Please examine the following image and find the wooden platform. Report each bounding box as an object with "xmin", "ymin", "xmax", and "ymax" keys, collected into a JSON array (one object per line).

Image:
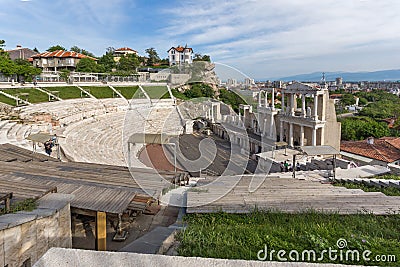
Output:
[
  {"xmin": 0, "ymin": 143, "xmax": 59, "ymax": 162},
  {"xmin": 187, "ymin": 175, "xmax": 400, "ymax": 215},
  {"xmin": 0, "ymin": 144, "xmax": 177, "ymax": 215}
]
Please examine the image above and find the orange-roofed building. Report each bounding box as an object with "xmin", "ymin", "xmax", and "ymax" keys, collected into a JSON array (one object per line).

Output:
[
  {"xmin": 31, "ymin": 50, "xmax": 97, "ymax": 71},
  {"xmin": 341, "ymin": 137, "xmax": 400, "ymax": 166}
]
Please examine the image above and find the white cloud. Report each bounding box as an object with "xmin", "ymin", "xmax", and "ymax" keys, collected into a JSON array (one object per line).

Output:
[{"xmin": 161, "ymin": 0, "xmax": 400, "ymax": 78}]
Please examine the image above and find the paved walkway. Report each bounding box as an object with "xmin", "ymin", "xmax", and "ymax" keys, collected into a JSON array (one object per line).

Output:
[{"xmin": 187, "ymin": 176, "xmax": 400, "ymax": 214}]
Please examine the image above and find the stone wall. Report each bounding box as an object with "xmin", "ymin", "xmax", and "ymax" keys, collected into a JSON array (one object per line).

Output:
[{"xmin": 0, "ymin": 193, "xmax": 72, "ymax": 267}]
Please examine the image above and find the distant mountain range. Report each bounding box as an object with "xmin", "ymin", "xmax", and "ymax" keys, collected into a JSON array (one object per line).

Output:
[{"xmin": 275, "ymin": 69, "xmax": 400, "ymax": 82}]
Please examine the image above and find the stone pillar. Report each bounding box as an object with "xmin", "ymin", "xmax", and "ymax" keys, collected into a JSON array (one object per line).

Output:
[
  {"xmin": 290, "ymin": 93, "xmax": 295, "ymax": 116},
  {"xmin": 300, "ymin": 125, "xmax": 305, "ymax": 146},
  {"xmin": 281, "ymin": 91, "xmax": 285, "ymax": 113},
  {"xmin": 280, "ymin": 121, "xmax": 284, "ymax": 142},
  {"xmin": 321, "ymin": 92, "xmax": 326, "ymax": 121},
  {"xmin": 301, "ymin": 94, "xmax": 306, "ymax": 118},
  {"xmin": 258, "ymin": 91, "xmax": 262, "ymax": 107},
  {"xmin": 320, "ymin": 127, "xmax": 325, "ymax": 145},
  {"xmin": 264, "ymin": 91, "xmax": 268, "ymax": 107},
  {"xmin": 313, "ymin": 94, "xmax": 318, "ymax": 120},
  {"xmin": 312, "ymin": 128, "xmax": 317, "ymax": 146},
  {"xmin": 269, "ymin": 114, "xmax": 274, "ymax": 138},
  {"xmin": 271, "ymin": 88, "xmax": 275, "ymax": 110},
  {"xmin": 211, "ymin": 105, "xmax": 214, "ymax": 123},
  {"xmin": 289, "ymin": 123, "xmax": 294, "ymax": 147}
]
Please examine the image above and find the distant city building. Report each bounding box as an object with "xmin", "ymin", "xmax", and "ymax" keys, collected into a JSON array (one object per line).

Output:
[
  {"xmin": 32, "ymin": 50, "xmax": 97, "ymax": 71},
  {"xmin": 336, "ymin": 77, "xmax": 343, "ymax": 86},
  {"xmin": 6, "ymin": 45, "xmax": 37, "ymax": 61},
  {"xmin": 168, "ymin": 45, "xmax": 193, "ymax": 66},
  {"xmin": 113, "ymin": 47, "xmax": 138, "ymax": 62},
  {"xmin": 226, "ymin": 78, "xmax": 237, "ymax": 89},
  {"xmin": 244, "ymin": 77, "xmax": 255, "ymax": 89}
]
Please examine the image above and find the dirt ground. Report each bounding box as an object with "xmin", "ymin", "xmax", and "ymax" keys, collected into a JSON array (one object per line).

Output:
[
  {"xmin": 72, "ymin": 204, "xmax": 179, "ymax": 251},
  {"xmin": 139, "ymin": 143, "xmax": 182, "ymax": 172}
]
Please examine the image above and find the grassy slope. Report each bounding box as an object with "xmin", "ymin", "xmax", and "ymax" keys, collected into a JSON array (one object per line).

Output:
[
  {"xmin": 114, "ymin": 86, "xmax": 139, "ymax": 99},
  {"xmin": 138, "ymin": 86, "xmax": 169, "ymax": 99},
  {"xmin": 2, "ymin": 88, "xmax": 48, "ymax": 104},
  {"xmin": 179, "ymin": 212, "xmax": 400, "ymax": 266},
  {"xmin": 82, "ymin": 86, "xmax": 114, "ymax": 99},
  {"xmin": 0, "ymin": 93, "xmax": 16, "ymax": 106},
  {"xmin": 49, "ymin": 86, "xmax": 82, "ymax": 99}
]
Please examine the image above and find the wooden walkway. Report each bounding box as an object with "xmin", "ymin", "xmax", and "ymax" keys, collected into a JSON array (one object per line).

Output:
[
  {"xmin": 187, "ymin": 176, "xmax": 400, "ymax": 215},
  {"xmin": 0, "ymin": 144, "xmax": 177, "ymax": 215},
  {"xmin": 0, "ymin": 143, "xmax": 59, "ymax": 162}
]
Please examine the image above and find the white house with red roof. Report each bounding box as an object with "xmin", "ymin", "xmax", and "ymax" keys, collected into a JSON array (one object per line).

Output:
[
  {"xmin": 31, "ymin": 50, "xmax": 97, "ymax": 71},
  {"xmin": 168, "ymin": 45, "xmax": 193, "ymax": 66}
]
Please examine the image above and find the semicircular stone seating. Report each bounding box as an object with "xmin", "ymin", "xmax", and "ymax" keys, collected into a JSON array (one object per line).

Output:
[
  {"xmin": 1, "ymin": 98, "xmax": 185, "ymax": 167},
  {"xmin": 59, "ymin": 99, "xmax": 184, "ymax": 167}
]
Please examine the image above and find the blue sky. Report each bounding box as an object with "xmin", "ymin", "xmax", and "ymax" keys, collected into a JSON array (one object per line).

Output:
[{"xmin": 1, "ymin": 0, "xmax": 400, "ymax": 79}]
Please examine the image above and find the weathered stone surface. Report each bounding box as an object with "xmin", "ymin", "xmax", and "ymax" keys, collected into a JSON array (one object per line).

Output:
[
  {"xmin": 0, "ymin": 193, "xmax": 72, "ymax": 267},
  {"xmin": 0, "ymin": 230, "xmax": 4, "ymax": 267},
  {"xmin": 35, "ymin": 248, "xmax": 368, "ymax": 267}
]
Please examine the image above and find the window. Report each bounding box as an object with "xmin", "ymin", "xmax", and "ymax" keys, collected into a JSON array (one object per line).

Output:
[{"xmin": 172, "ymin": 55, "xmax": 175, "ymax": 61}]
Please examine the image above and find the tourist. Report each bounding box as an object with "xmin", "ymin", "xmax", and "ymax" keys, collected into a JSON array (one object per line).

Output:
[
  {"xmin": 296, "ymin": 162, "xmax": 301, "ymax": 171},
  {"xmin": 284, "ymin": 161, "xmax": 289, "ymax": 172},
  {"xmin": 44, "ymin": 140, "xmax": 52, "ymax": 156},
  {"xmin": 280, "ymin": 162, "xmax": 284, "ymax": 172}
]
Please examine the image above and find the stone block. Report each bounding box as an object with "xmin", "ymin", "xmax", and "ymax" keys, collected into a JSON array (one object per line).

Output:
[{"xmin": 3, "ymin": 225, "xmax": 21, "ymax": 267}]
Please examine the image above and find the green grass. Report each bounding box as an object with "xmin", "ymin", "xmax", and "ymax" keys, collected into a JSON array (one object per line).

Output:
[
  {"xmin": 372, "ymin": 174, "xmax": 400, "ymax": 180},
  {"xmin": 136, "ymin": 86, "xmax": 169, "ymax": 99},
  {"xmin": 178, "ymin": 211, "xmax": 400, "ymax": 266},
  {"xmin": 82, "ymin": 86, "xmax": 114, "ymax": 99},
  {"xmin": 0, "ymin": 198, "xmax": 37, "ymax": 215},
  {"xmin": 0, "ymin": 92, "xmax": 16, "ymax": 106},
  {"xmin": 114, "ymin": 86, "xmax": 139, "ymax": 99},
  {"xmin": 334, "ymin": 181, "xmax": 400, "ymax": 196},
  {"xmin": 50, "ymin": 86, "xmax": 82, "ymax": 99},
  {"xmin": 2, "ymin": 88, "xmax": 48, "ymax": 104}
]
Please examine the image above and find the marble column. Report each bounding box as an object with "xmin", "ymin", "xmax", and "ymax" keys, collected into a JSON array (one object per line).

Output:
[
  {"xmin": 302, "ymin": 94, "xmax": 306, "ymax": 118},
  {"xmin": 314, "ymin": 94, "xmax": 318, "ymax": 121},
  {"xmin": 289, "ymin": 123, "xmax": 294, "ymax": 147},
  {"xmin": 312, "ymin": 128, "xmax": 317, "ymax": 146},
  {"xmin": 264, "ymin": 91, "xmax": 268, "ymax": 107},
  {"xmin": 271, "ymin": 88, "xmax": 275, "ymax": 110},
  {"xmin": 300, "ymin": 125, "xmax": 305, "ymax": 146}
]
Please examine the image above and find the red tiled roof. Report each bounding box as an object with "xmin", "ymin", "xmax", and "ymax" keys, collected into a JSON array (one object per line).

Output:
[
  {"xmin": 168, "ymin": 46, "xmax": 193, "ymax": 53},
  {"xmin": 115, "ymin": 47, "xmax": 137, "ymax": 53},
  {"xmin": 341, "ymin": 137, "xmax": 400, "ymax": 163},
  {"xmin": 31, "ymin": 50, "xmax": 97, "ymax": 60}
]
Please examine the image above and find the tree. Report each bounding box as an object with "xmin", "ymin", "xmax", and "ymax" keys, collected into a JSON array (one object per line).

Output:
[
  {"xmin": 13, "ymin": 58, "xmax": 41, "ymax": 82},
  {"xmin": 117, "ymin": 54, "xmax": 139, "ymax": 72},
  {"xmin": 106, "ymin": 47, "xmax": 115, "ymax": 55},
  {"xmin": 145, "ymin": 47, "xmax": 160, "ymax": 66},
  {"xmin": 340, "ymin": 117, "xmax": 390, "ymax": 141},
  {"xmin": 0, "ymin": 40, "xmax": 5, "ymax": 50},
  {"xmin": 193, "ymin": 53, "xmax": 211, "ymax": 62},
  {"xmin": 70, "ymin": 46, "xmax": 96, "ymax": 57},
  {"xmin": 33, "ymin": 47, "xmax": 39, "ymax": 53},
  {"xmin": 98, "ymin": 53, "xmax": 115, "ymax": 72},
  {"xmin": 47, "ymin": 45, "xmax": 66, "ymax": 52},
  {"xmin": 76, "ymin": 58, "xmax": 100, "ymax": 73}
]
